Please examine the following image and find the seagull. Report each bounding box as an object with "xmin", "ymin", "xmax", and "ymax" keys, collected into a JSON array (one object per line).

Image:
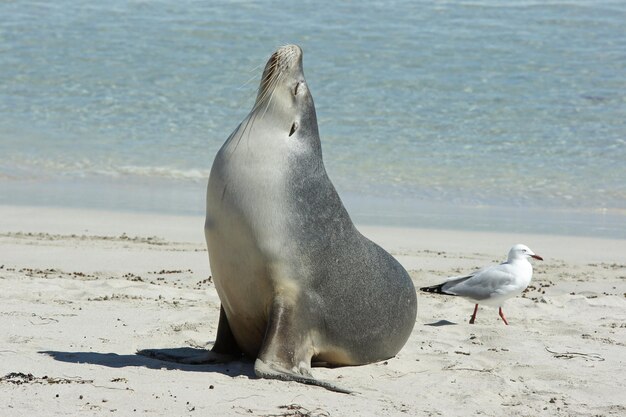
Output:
[{"xmin": 420, "ymin": 244, "xmax": 543, "ymax": 325}]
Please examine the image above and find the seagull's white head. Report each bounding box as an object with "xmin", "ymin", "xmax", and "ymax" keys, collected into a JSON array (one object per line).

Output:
[{"xmin": 508, "ymin": 244, "xmax": 543, "ymax": 262}]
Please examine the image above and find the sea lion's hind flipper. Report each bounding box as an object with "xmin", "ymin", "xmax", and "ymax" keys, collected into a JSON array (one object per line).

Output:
[
  {"xmin": 254, "ymin": 295, "xmax": 354, "ymax": 394},
  {"xmin": 254, "ymin": 358, "xmax": 354, "ymax": 394}
]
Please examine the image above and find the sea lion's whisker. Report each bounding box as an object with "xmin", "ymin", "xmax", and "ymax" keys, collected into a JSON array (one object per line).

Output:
[
  {"xmin": 239, "ymin": 73, "xmax": 263, "ymax": 90},
  {"xmin": 253, "ymin": 70, "xmax": 282, "ymax": 114},
  {"xmin": 248, "ymin": 62, "xmax": 264, "ymax": 73},
  {"xmin": 260, "ymin": 72, "xmax": 284, "ymax": 120},
  {"xmin": 229, "ymin": 110, "xmax": 256, "ymax": 157},
  {"xmin": 256, "ymin": 64, "xmax": 279, "ymax": 101},
  {"xmin": 258, "ymin": 62, "xmax": 281, "ymax": 91}
]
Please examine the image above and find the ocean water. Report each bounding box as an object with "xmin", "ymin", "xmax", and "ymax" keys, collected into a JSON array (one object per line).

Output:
[{"xmin": 1, "ymin": 1, "xmax": 625, "ymax": 238}]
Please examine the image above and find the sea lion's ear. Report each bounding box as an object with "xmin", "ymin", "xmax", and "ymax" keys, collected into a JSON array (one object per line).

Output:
[{"xmin": 289, "ymin": 122, "xmax": 298, "ymax": 137}]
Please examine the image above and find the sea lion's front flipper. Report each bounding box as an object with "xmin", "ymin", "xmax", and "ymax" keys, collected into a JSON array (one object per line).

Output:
[
  {"xmin": 136, "ymin": 347, "xmax": 236, "ymax": 364},
  {"xmin": 210, "ymin": 304, "xmax": 243, "ymax": 356},
  {"xmin": 254, "ymin": 296, "xmax": 354, "ymax": 394},
  {"xmin": 137, "ymin": 305, "xmax": 242, "ymax": 364}
]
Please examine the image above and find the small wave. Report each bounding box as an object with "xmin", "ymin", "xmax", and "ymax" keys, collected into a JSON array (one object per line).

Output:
[
  {"xmin": 1, "ymin": 157, "xmax": 210, "ymax": 182},
  {"xmin": 116, "ymin": 165, "xmax": 210, "ymax": 181}
]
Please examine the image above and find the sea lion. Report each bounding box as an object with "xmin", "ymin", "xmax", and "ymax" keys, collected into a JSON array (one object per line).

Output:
[{"xmin": 140, "ymin": 45, "xmax": 417, "ymax": 393}]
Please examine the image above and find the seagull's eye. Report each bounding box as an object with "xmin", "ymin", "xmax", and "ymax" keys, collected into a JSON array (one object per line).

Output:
[{"xmin": 522, "ymin": 249, "xmax": 527, "ymax": 252}]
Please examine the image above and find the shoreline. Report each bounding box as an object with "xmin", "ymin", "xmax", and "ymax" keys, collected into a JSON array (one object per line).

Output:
[
  {"xmin": 1, "ymin": 203, "xmax": 625, "ymax": 416},
  {"xmin": 1, "ymin": 204, "xmax": 625, "ymax": 262},
  {"xmin": 1, "ymin": 175, "xmax": 625, "ymax": 240}
]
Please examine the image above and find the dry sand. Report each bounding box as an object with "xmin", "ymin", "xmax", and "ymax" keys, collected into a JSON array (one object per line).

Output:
[{"xmin": 1, "ymin": 204, "xmax": 625, "ymax": 416}]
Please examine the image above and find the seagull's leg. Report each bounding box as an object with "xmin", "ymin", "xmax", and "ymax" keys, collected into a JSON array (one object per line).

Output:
[
  {"xmin": 498, "ymin": 307, "xmax": 509, "ymax": 325},
  {"xmin": 469, "ymin": 304, "xmax": 479, "ymax": 324}
]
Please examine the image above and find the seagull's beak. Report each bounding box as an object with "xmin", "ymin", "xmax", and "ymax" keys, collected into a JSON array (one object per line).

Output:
[{"xmin": 530, "ymin": 254, "xmax": 543, "ymax": 261}]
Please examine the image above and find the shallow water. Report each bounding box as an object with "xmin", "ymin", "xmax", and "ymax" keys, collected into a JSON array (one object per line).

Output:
[{"xmin": 1, "ymin": 1, "xmax": 625, "ymax": 238}]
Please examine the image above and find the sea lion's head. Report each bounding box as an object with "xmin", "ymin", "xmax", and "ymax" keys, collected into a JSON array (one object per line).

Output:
[{"xmin": 251, "ymin": 45, "xmax": 319, "ymax": 146}]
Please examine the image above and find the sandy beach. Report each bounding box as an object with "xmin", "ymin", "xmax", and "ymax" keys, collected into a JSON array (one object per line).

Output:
[{"xmin": 0, "ymin": 204, "xmax": 624, "ymax": 416}]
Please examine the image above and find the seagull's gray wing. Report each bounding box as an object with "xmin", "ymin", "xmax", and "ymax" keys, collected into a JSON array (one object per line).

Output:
[{"xmin": 442, "ymin": 263, "xmax": 516, "ymax": 301}]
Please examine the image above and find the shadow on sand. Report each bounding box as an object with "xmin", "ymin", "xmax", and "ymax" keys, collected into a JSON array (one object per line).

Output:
[
  {"xmin": 424, "ymin": 319, "xmax": 457, "ymax": 326},
  {"xmin": 39, "ymin": 347, "xmax": 255, "ymax": 378}
]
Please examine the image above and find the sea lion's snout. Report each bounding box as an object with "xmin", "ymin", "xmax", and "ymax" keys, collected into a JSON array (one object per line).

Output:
[
  {"xmin": 255, "ymin": 45, "xmax": 305, "ymax": 109},
  {"xmin": 263, "ymin": 45, "xmax": 302, "ymax": 78},
  {"xmin": 272, "ymin": 44, "xmax": 301, "ymax": 62}
]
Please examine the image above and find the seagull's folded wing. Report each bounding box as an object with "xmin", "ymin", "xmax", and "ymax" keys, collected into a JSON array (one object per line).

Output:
[{"xmin": 443, "ymin": 264, "xmax": 516, "ymax": 300}]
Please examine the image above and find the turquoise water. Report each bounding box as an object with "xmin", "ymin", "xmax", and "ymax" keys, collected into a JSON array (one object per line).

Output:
[{"xmin": 1, "ymin": 1, "xmax": 625, "ymax": 238}]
